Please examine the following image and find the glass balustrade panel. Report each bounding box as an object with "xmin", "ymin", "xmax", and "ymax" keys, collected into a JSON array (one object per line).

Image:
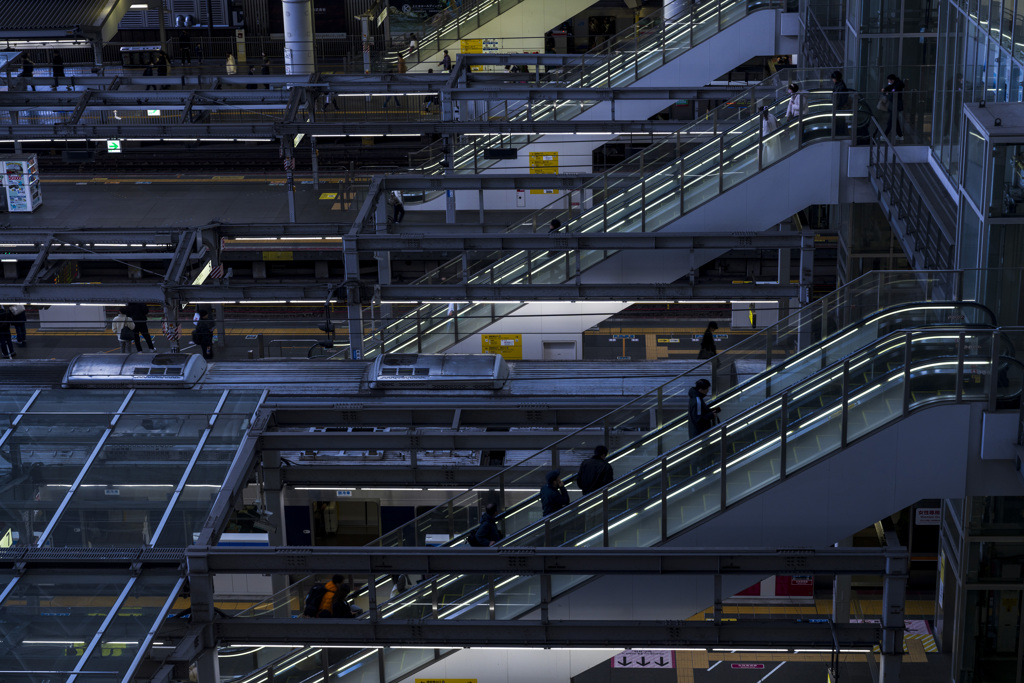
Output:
[{"xmin": 724, "ymin": 399, "xmax": 783, "ymax": 505}]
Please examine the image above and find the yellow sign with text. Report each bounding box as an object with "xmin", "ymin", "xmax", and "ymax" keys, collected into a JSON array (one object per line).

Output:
[
  {"xmin": 460, "ymin": 39, "xmax": 483, "ymax": 71},
  {"xmin": 482, "ymin": 334, "xmax": 522, "ymax": 360},
  {"xmin": 529, "ymin": 151, "xmax": 558, "ymax": 194}
]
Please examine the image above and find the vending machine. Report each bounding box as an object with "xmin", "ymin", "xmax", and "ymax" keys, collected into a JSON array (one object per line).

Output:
[{"xmin": 3, "ymin": 154, "xmax": 42, "ymax": 212}]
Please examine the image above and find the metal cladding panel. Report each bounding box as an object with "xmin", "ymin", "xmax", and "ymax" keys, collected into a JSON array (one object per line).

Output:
[
  {"xmin": 0, "ymin": 0, "xmax": 123, "ymax": 32},
  {"xmin": 62, "ymin": 352, "xmax": 208, "ymax": 387}
]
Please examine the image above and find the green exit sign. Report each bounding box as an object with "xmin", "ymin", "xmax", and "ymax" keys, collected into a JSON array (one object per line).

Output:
[{"xmin": 106, "ymin": 139, "xmax": 122, "ymax": 153}]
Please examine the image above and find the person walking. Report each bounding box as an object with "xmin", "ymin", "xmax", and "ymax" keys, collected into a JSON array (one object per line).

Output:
[
  {"xmin": 9, "ymin": 304, "xmax": 27, "ymax": 346},
  {"xmin": 698, "ymin": 321, "xmax": 718, "ymax": 359},
  {"xmin": 474, "ymin": 503, "xmax": 504, "ymax": 546},
  {"xmin": 831, "ymin": 70, "xmax": 850, "ymax": 135},
  {"xmin": 112, "ymin": 307, "xmax": 136, "ymax": 353},
  {"xmin": 882, "ymin": 73, "xmax": 905, "ymax": 140},
  {"xmin": 18, "ymin": 56, "xmax": 35, "ymax": 91},
  {"xmin": 180, "ymin": 33, "xmax": 193, "ymax": 65},
  {"xmin": 192, "ymin": 309, "xmax": 215, "ymax": 359},
  {"xmin": 439, "ymin": 49, "xmax": 452, "ymax": 72},
  {"xmin": 125, "ymin": 302, "xmax": 156, "ymax": 352},
  {"xmin": 687, "ymin": 378, "xmax": 720, "ymax": 439},
  {"xmin": 0, "ymin": 306, "xmax": 15, "ymax": 359},
  {"xmin": 577, "ymin": 445, "xmax": 614, "ymax": 496},
  {"xmin": 51, "ymin": 52, "xmax": 64, "ymax": 90},
  {"xmin": 540, "ymin": 470, "xmax": 570, "ymax": 515},
  {"xmin": 408, "ymin": 33, "xmax": 418, "ymax": 53}
]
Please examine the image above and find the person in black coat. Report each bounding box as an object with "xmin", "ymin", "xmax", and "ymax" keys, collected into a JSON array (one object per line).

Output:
[
  {"xmin": 0, "ymin": 306, "xmax": 15, "ymax": 358},
  {"xmin": 699, "ymin": 321, "xmax": 718, "ymax": 359},
  {"xmin": 475, "ymin": 503, "xmax": 504, "ymax": 546},
  {"xmin": 192, "ymin": 309, "xmax": 215, "ymax": 359},
  {"xmin": 540, "ymin": 470, "xmax": 570, "ymax": 515},
  {"xmin": 577, "ymin": 445, "xmax": 613, "ymax": 496},
  {"xmin": 687, "ymin": 379, "xmax": 720, "ymax": 439},
  {"xmin": 125, "ymin": 302, "xmax": 156, "ymax": 352},
  {"xmin": 882, "ymin": 73, "xmax": 905, "ymax": 139}
]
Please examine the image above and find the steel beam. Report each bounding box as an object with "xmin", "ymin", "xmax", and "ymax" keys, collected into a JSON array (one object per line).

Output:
[
  {"xmin": 259, "ymin": 427, "xmax": 606, "ymax": 451},
  {"xmin": 194, "ymin": 618, "xmax": 882, "ymax": 649},
  {"xmin": 194, "ymin": 546, "xmax": 901, "ymax": 576},
  {"xmin": 0, "ymin": 282, "xmax": 799, "ymax": 303}
]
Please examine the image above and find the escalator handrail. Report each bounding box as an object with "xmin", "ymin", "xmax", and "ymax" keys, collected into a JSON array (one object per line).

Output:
[{"xmin": 240, "ymin": 325, "xmax": 1016, "ymax": 683}]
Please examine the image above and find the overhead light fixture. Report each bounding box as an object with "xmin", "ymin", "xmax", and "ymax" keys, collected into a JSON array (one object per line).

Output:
[{"xmin": 130, "ymin": 3, "xmax": 150, "ymax": 8}]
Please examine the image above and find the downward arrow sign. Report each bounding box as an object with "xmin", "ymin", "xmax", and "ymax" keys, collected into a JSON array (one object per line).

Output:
[
  {"xmin": 656, "ymin": 657, "xmax": 669, "ymax": 666},
  {"xmin": 639, "ymin": 657, "xmax": 649, "ymax": 666},
  {"xmin": 617, "ymin": 657, "xmax": 629, "ymax": 666}
]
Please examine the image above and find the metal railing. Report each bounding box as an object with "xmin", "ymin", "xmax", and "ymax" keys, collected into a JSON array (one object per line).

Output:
[
  {"xmin": 868, "ymin": 120, "xmax": 956, "ymax": 270},
  {"xmin": 366, "ymin": 87, "xmax": 867, "ymax": 358},
  {"xmin": 231, "ymin": 324, "xmax": 1024, "ymax": 683}
]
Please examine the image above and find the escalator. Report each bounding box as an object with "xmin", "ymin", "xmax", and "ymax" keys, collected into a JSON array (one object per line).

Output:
[
  {"xmin": 230, "ymin": 293, "xmax": 1018, "ymax": 682},
  {"xmin": 367, "ymin": 84, "xmax": 861, "ymax": 359},
  {"xmin": 403, "ymin": 0, "xmax": 780, "ymax": 83},
  {"xmin": 408, "ymin": 0, "xmax": 786, "ymax": 193}
]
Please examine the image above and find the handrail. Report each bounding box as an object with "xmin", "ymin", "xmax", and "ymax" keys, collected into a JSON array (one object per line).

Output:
[
  {"xmin": 867, "ymin": 119, "xmax": 956, "ymax": 270},
  {"xmin": 234, "ymin": 294, "xmax": 982, "ymax": 620},
  {"xmin": 406, "ymin": 0, "xmax": 787, "ymax": 184},
  {"xmin": 232, "ymin": 324, "xmax": 1023, "ymax": 683},
  {"xmin": 365, "ymin": 88, "xmax": 870, "ymax": 358}
]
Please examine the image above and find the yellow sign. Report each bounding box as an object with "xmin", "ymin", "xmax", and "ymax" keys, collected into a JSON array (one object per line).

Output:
[
  {"xmin": 319, "ymin": 192, "xmax": 338, "ymax": 200},
  {"xmin": 262, "ymin": 251, "xmax": 294, "ymax": 261},
  {"xmin": 482, "ymin": 334, "xmax": 522, "ymax": 360},
  {"xmin": 529, "ymin": 151, "xmax": 558, "ymax": 194},
  {"xmin": 0, "ymin": 528, "xmax": 12, "ymax": 548},
  {"xmin": 460, "ymin": 39, "xmax": 483, "ymax": 71}
]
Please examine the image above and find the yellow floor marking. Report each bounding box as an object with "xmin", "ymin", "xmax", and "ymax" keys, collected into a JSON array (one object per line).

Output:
[
  {"xmin": 320, "ymin": 192, "xmax": 338, "ymax": 200},
  {"xmin": 905, "ymin": 637, "xmax": 927, "ymax": 663}
]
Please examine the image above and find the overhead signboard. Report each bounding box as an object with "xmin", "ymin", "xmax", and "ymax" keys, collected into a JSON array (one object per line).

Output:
[
  {"xmin": 529, "ymin": 151, "xmax": 558, "ymax": 194},
  {"xmin": 106, "ymin": 139, "xmax": 122, "ymax": 153},
  {"xmin": 611, "ymin": 650, "xmax": 675, "ymax": 668}
]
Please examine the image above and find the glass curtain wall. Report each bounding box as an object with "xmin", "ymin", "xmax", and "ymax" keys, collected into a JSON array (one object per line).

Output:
[{"xmin": 932, "ymin": 0, "xmax": 1024, "ymax": 176}]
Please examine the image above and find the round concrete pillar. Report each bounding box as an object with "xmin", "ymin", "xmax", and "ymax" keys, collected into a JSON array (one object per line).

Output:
[{"xmin": 282, "ymin": 0, "xmax": 315, "ymax": 75}]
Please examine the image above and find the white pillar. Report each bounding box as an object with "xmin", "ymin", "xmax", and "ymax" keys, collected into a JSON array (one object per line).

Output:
[{"xmin": 282, "ymin": 0, "xmax": 315, "ymax": 75}]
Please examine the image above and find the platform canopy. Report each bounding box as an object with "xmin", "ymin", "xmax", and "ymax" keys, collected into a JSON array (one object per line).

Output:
[{"xmin": 0, "ymin": 0, "xmax": 135, "ymax": 44}]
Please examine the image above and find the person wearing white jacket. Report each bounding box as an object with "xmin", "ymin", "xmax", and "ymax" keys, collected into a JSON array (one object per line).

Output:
[
  {"xmin": 785, "ymin": 82, "xmax": 807, "ymax": 119},
  {"xmin": 112, "ymin": 307, "xmax": 136, "ymax": 353}
]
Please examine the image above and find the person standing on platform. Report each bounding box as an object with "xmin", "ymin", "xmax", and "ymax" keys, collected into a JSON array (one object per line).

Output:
[
  {"xmin": 51, "ymin": 52, "xmax": 64, "ymax": 90},
  {"xmin": 9, "ymin": 304, "xmax": 27, "ymax": 346},
  {"xmin": 540, "ymin": 470, "xmax": 571, "ymax": 516},
  {"xmin": 225, "ymin": 52, "xmax": 237, "ymax": 76},
  {"xmin": 18, "ymin": 56, "xmax": 35, "ymax": 91},
  {"xmin": 112, "ymin": 307, "xmax": 136, "ymax": 353},
  {"xmin": 439, "ymin": 49, "xmax": 452, "ymax": 72},
  {"xmin": 687, "ymin": 378, "xmax": 720, "ymax": 439},
  {"xmin": 388, "ymin": 190, "xmax": 405, "ymax": 223},
  {"xmin": 698, "ymin": 321, "xmax": 718, "ymax": 359},
  {"xmin": 577, "ymin": 445, "xmax": 614, "ymax": 496},
  {"xmin": 0, "ymin": 306, "xmax": 16, "ymax": 359},
  {"xmin": 261, "ymin": 56, "xmax": 271, "ymax": 88},
  {"xmin": 125, "ymin": 302, "xmax": 156, "ymax": 352},
  {"xmin": 246, "ymin": 65, "xmax": 258, "ymax": 89},
  {"xmin": 192, "ymin": 309, "xmax": 215, "ymax": 360}
]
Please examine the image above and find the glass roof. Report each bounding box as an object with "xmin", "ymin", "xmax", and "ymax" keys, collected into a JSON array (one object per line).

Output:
[{"xmin": 0, "ymin": 388, "xmax": 264, "ymax": 681}]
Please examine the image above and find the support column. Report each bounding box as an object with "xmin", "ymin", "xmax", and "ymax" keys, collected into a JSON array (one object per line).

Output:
[
  {"xmin": 158, "ymin": 0, "xmax": 167, "ymax": 52},
  {"xmin": 879, "ymin": 539, "xmax": 908, "ymax": 683},
  {"xmin": 91, "ymin": 40, "xmax": 105, "ymax": 77},
  {"xmin": 283, "ymin": 136, "xmax": 296, "ymax": 223},
  {"xmin": 282, "ymin": 0, "xmax": 315, "ymax": 75},
  {"xmin": 375, "ymin": 194, "xmax": 393, "ymax": 323},
  {"xmin": 832, "ymin": 536, "xmax": 852, "ymax": 624}
]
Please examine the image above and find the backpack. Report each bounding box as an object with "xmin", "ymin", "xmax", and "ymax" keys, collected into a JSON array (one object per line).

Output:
[{"xmin": 303, "ymin": 583, "xmax": 328, "ymax": 617}]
